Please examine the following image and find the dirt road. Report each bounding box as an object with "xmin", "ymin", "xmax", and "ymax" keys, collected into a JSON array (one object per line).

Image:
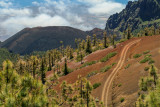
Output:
[{"xmin": 101, "ymin": 39, "xmax": 141, "ymax": 107}]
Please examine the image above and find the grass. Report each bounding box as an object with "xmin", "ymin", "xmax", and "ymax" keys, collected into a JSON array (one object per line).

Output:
[
  {"xmin": 125, "ymin": 64, "xmax": 131, "ymax": 69},
  {"xmin": 100, "ymin": 52, "xmax": 117, "ymax": 62},
  {"xmin": 133, "ymin": 54, "xmax": 142, "ymax": 58},
  {"xmin": 93, "ymin": 83, "xmax": 101, "ymax": 89},
  {"xmin": 100, "ymin": 65, "xmax": 112, "ymax": 72},
  {"xmin": 87, "ymin": 70, "xmax": 98, "ymax": 78},
  {"xmin": 80, "ymin": 61, "xmax": 97, "ymax": 68}
]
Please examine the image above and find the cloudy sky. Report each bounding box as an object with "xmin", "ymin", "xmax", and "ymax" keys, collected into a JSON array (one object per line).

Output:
[{"xmin": 0, "ymin": 0, "xmax": 131, "ymax": 41}]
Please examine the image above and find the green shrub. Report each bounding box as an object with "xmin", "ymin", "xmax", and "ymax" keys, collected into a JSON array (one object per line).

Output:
[
  {"xmin": 125, "ymin": 64, "xmax": 131, "ymax": 69},
  {"xmin": 133, "ymin": 54, "xmax": 142, "ymax": 58},
  {"xmin": 140, "ymin": 57, "xmax": 151, "ymax": 63},
  {"xmin": 100, "ymin": 52, "xmax": 117, "ymax": 62},
  {"xmin": 87, "ymin": 70, "xmax": 98, "ymax": 78},
  {"xmin": 118, "ymin": 83, "xmax": 122, "ymax": 87},
  {"xmin": 144, "ymin": 67, "xmax": 149, "ymax": 71},
  {"xmin": 120, "ymin": 98, "xmax": 125, "ymax": 103},
  {"xmin": 80, "ymin": 61, "xmax": 97, "ymax": 68},
  {"xmin": 76, "ymin": 54, "xmax": 85, "ymax": 62},
  {"xmin": 119, "ymin": 39, "xmax": 127, "ymax": 43},
  {"xmin": 93, "ymin": 83, "xmax": 101, "ymax": 89},
  {"xmin": 112, "ymin": 62, "xmax": 117, "ymax": 66},
  {"xmin": 143, "ymin": 50, "xmax": 150, "ymax": 54},
  {"xmin": 148, "ymin": 59, "xmax": 155, "ymax": 65},
  {"xmin": 100, "ymin": 65, "xmax": 112, "ymax": 72}
]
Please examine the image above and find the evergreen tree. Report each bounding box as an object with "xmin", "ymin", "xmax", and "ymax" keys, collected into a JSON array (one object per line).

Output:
[
  {"xmin": 85, "ymin": 36, "xmax": 92, "ymax": 54},
  {"xmin": 63, "ymin": 58, "xmax": 69, "ymax": 75},
  {"xmin": 93, "ymin": 34, "xmax": 97, "ymax": 46},
  {"xmin": 123, "ymin": 30, "xmax": 126, "ymax": 39},
  {"xmin": 75, "ymin": 39, "xmax": 78, "ymax": 49},
  {"xmin": 127, "ymin": 25, "xmax": 132, "ymax": 39},
  {"xmin": 41, "ymin": 58, "xmax": 46, "ymax": 84},
  {"xmin": 33, "ymin": 59, "xmax": 36, "ymax": 78},
  {"xmin": 150, "ymin": 65, "xmax": 158, "ymax": 86},
  {"xmin": 112, "ymin": 34, "xmax": 117, "ymax": 48},
  {"xmin": 48, "ymin": 52, "xmax": 52, "ymax": 71},
  {"xmin": 103, "ymin": 31, "xmax": 108, "ymax": 48}
]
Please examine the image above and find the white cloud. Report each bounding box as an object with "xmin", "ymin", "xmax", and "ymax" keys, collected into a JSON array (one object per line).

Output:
[
  {"xmin": 0, "ymin": 8, "xmax": 31, "ymax": 16},
  {"xmin": 0, "ymin": 0, "xmax": 12, "ymax": 8},
  {"xmin": 1, "ymin": 14, "xmax": 70, "ymax": 36},
  {"xmin": 88, "ymin": 1, "xmax": 124, "ymax": 15},
  {"xmin": 78, "ymin": 0, "xmax": 125, "ymax": 15},
  {"xmin": 0, "ymin": 0, "xmax": 125, "ymax": 41}
]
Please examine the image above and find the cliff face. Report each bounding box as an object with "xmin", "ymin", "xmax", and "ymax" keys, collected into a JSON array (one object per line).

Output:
[{"xmin": 105, "ymin": 0, "xmax": 160, "ymax": 32}]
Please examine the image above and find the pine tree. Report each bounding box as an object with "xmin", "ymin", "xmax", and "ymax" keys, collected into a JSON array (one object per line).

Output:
[
  {"xmin": 85, "ymin": 36, "xmax": 92, "ymax": 54},
  {"xmin": 41, "ymin": 58, "xmax": 46, "ymax": 84},
  {"xmin": 150, "ymin": 65, "xmax": 158, "ymax": 86},
  {"xmin": 63, "ymin": 58, "xmax": 69, "ymax": 75},
  {"xmin": 33, "ymin": 59, "xmax": 36, "ymax": 78},
  {"xmin": 112, "ymin": 34, "xmax": 117, "ymax": 48},
  {"xmin": 93, "ymin": 34, "xmax": 97, "ymax": 46},
  {"xmin": 3, "ymin": 60, "xmax": 13, "ymax": 83},
  {"xmin": 85, "ymin": 81, "xmax": 93, "ymax": 107},
  {"xmin": 123, "ymin": 30, "xmax": 126, "ymax": 39},
  {"xmin": 103, "ymin": 31, "xmax": 108, "ymax": 48},
  {"xmin": 127, "ymin": 25, "xmax": 132, "ymax": 39},
  {"xmin": 48, "ymin": 52, "xmax": 52, "ymax": 71},
  {"xmin": 75, "ymin": 39, "xmax": 78, "ymax": 49}
]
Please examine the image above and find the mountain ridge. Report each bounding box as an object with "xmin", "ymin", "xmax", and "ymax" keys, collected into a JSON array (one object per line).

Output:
[
  {"xmin": 1, "ymin": 26, "xmax": 104, "ymax": 55},
  {"xmin": 105, "ymin": 0, "xmax": 160, "ymax": 32}
]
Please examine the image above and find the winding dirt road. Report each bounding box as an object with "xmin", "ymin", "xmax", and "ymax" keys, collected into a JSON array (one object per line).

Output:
[{"xmin": 101, "ymin": 39, "xmax": 141, "ymax": 107}]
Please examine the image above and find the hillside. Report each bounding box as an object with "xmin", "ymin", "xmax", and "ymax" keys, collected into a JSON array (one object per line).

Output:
[
  {"xmin": 1, "ymin": 26, "xmax": 104, "ymax": 55},
  {"xmin": 1, "ymin": 26, "xmax": 88, "ymax": 55},
  {"xmin": 105, "ymin": 0, "xmax": 160, "ymax": 32},
  {"xmin": 47, "ymin": 35, "xmax": 160, "ymax": 107}
]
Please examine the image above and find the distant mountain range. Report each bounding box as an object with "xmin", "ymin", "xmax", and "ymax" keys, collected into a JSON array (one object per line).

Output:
[
  {"xmin": 105, "ymin": 0, "xmax": 160, "ymax": 32},
  {"xmin": 0, "ymin": 26, "xmax": 104, "ymax": 55}
]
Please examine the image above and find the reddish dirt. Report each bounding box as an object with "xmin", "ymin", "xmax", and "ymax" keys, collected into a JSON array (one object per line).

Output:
[
  {"xmin": 111, "ymin": 35, "xmax": 160, "ymax": 107},
  {"xmin": 46, "ymin": 36, "xmax": 160, "ymax": 107}
]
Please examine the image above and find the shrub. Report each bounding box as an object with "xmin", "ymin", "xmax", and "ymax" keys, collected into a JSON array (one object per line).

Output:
[
  {"xmin": 93, "ymin": 83, "xmax": 101, "ymax": 89},
  {"xmin": 100, "ymin": 65, "xmax": 112, "ymax": 72},
  {"xmin": 87, "ymin": 70, "xmax": 98, "ymax": 78},
  {"xmin": 148, "ymin": 59, "xmax": 155, "ymax": 65},
  {"xmin": 119, "ymin": 39, "xmax": 127, "ymax": 43},
  {"xmin": 140, "ymin": 57, "xmax": 151, "ymax": 63},
  {"xmin": 118, "ymin": 83, "xmax": 122, "ymax": 87},
  {"xmin": 100, "ymin": 52, "xmax": 117, "ymax": 62},
  {"xmin": 125, "ymin": 64, "xmax": 131, "ymax": 69},
  {"xmin": 112, "ymin": 62, "xmax": 117, "ymax": 66},
  {"xmin": 133, "ymin": 54, "xmax": 142, "ymax": 58},
  {"xmin": 143, "ymin": 50, "xmax": 150, "ymax": 54},
  {"xmin": 144, "ymin": 67, "xmax": 149, "ymax": 71},
  {"xmin": 80, "ymin": 61, "xmax": 97, "ymax": 68},
  {"xmin": 76, "ymin": 54, "xmax": 85, "ymax": 62},
  {"xmin": 120, "ymin": 98, "xmax": 125, "ymax": 103}
]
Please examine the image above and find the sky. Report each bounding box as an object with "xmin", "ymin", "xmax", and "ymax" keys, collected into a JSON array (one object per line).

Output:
[{"xmin": 0, "ymin": 0, "xmax": 132, "ymax": 41}]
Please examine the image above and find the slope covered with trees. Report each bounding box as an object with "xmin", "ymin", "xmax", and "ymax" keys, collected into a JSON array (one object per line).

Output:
[{"xmin": 105, "ymin": 0, "xmax": 160, "ymax": 33}]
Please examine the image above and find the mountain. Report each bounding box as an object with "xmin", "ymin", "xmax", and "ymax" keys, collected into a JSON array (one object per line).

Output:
[
  {"xmin": 86, "ymin": 28, "xmax": 105, "ymax": 38},
  {"xmin": 1, "ymin": 26, "xmax": 104, "ymax": 55},
  {"xmin": 105, "ymin": 0, "xmax": 160, "ymax": 32},
  {"xmin": 1, "ymin": 26, "xmax": 88, "ymax": 55}
]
